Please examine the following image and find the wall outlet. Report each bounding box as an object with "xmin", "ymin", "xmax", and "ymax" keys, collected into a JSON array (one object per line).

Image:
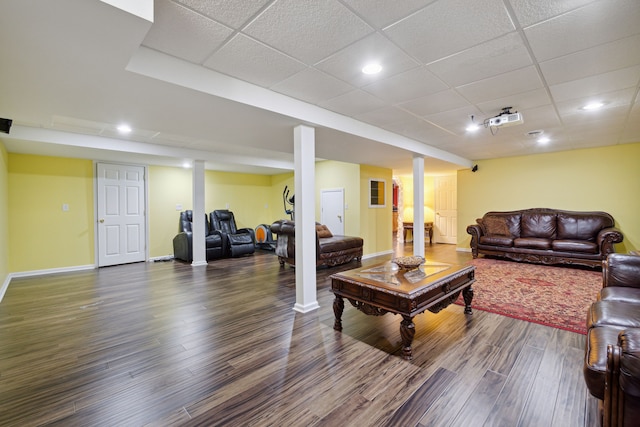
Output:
[
  {"xmin": 176, "ymin": 204, "xmax": 182, "ymax": 211},
  {"xmin": 62, "ymin": 203, "xmax": 69, "ymax": 212},
  {"xmin": 225, "ymin": 203, "xmax": 230, "ymax": 209}
]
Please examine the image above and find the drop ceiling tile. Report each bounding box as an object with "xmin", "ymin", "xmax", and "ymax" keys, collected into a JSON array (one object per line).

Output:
[
  {"xmin": 549, "ymin": 66, "xmax": 640, "ymax": 103},
  {"xmin": 476, "ymin": 88, "xmax": 552, "ymax": 117},
  {"xmin": 354, "ymin": 107, "xmax": 418, "ymax": 127},
  {"xmin": 427, "ymin": 32, "xmax": 533, "ymax": 87},
  {"xmin": 142, "ymin": 0, "xmax": 233, "ymax": 63},
  {"xmin": 524, "ymin": 0, "xmax": 640, "ymax": 62},
  {"xmin": 270, "ymin": 68, "xmax": 353, "ymax": 104},
  {"xmin": 384, "ymin": 117, "xmax": 458, "ymax": 144},
  {"xmin": 204, "ymin": 34, "xmax": 307, "ymax": 87},
  {"xmin": 422, "ymin": 105, "xmax": 485, "ymax": 133},
  {"xmin": 318, "ymin": 90, "xmax": 386, "ymax": 116},
  {"xmin": 555, "ymin": 88, "xmax": 636, "ymax": 119},
  {"xmin": 243, "ymin": 0, "xmax": 374, "ymax": 64},
  {"xmin": 176, "ymin": 0, "xmax": 271, "ymax": 28},
  {"xmin": 315, "ymin": 33, "xmax": 419, "ymax": 87},
  {"xmin": 508, "ymin": 0, "xmax": 598, "ymax": 27},
  {"xmin": 342, "ymin": 0, "xmax": 437, "ymax": 29},
  {"xmin": 398, "ymin": 90, "xmax": 470, "ymax": 117},
  {"xmin": 540, "ymin": 35, "xmax": 640, "ymax": 86},
  {"xmin": 361, "ymin": 68, "xmax": 447, "ymax": 103},
  {"xmin": 456, "ymin": 66, "xmax": 544, "ymax": 104},
  {"xmin": 384, "ymin": 0, "xmax": 515, "ymax": 64}
]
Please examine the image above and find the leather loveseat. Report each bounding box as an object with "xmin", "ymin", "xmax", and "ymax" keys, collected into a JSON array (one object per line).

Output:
[
  {"xmin": 466, "ymin": 208, "xmax": 623, "ymax": 268},
  {"xmin": 270, "ymin": 219, "xmax": 363, "ymax": 267},
  {"xmin": 173, "ymin": 210, "xmax": 225, "ymax": 262},
  {"xmin": 584, "ymin": 253, "xmax": 640, "ymax": 426}
]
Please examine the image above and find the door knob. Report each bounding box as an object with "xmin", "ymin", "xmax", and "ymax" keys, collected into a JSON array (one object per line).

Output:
[
  {"xmin": 99, "ymin": 219, "xmax": 105, "ymax": 223},
  {"xmin": 337, "ymin": 215, "xmax": 342, "ymax": 223}
]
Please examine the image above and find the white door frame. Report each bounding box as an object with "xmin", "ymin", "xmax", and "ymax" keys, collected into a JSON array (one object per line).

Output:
[{"xmin": 94, "ymin": 161, "xmax": 149, "ymax": 267}]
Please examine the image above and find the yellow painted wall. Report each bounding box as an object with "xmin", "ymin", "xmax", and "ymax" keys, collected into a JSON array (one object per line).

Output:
[
  {"xmin": 8, "ymin": 154, "xmax": 94, "ymax": 272},
  {"xmin": 397, "ymin": 175, "xmax": 436, "ymax": 223},
  {"xmin": 0, "ymin": 141, "xmax": 8, "ymax": 285},
  {"xmin": 360, "ymin": 164, "xmax": 393, "ymax": 255},
  {"xmin": 148, "ymin": 166, "xmax": 193, "ymax": 258},
  {"xmin": 458, "ymin": 142, "xmax": 640, "ymax": 253},
  {"xmin": 315, "ymin": 160, "xmax": 360, "ymax": 236}
]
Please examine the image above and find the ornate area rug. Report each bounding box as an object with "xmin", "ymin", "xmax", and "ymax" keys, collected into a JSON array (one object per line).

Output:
[{"xmin": 455, "ymin": 258, "xmax": 602, "ymax": 334}]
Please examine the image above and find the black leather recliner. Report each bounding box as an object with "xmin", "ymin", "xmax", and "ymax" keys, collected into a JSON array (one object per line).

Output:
[
  {"xmin": 210, "ymin": 209, "xmax": 255, "ymax": 257},
  {"xmin": 173, "ymin": 210, "xmax": 225, "ymax": 262}
]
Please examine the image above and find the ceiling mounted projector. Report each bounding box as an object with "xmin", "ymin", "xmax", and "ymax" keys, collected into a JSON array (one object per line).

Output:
[{"xmin": 488, "ymin": 108, "xmax": 523, "ymax": 127}]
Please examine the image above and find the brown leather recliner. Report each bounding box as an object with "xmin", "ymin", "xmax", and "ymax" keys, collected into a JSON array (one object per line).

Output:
[{"xmin": 584, "ymin": 253, "xmax": 640, "ymax": 426}]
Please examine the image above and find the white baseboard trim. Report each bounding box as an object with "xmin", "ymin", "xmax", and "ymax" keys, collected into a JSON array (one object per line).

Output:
[
  {"xmin": 0, "ymin": 264, "xmax": 95, "ymax": 304},
  {"xmin": 149, "ymin": 255, "xmax": 174, "ymax": 262},
  {"xmin": 456, "ymin": 247, "xmax": 472, "ymax": 253},
  {"xmin": 293, "ymin": 301, "xmax": 320, "ymax": 313},
  {"xmin": 362, "ymin": 249, "xmax": 394, "ymax": 260}
]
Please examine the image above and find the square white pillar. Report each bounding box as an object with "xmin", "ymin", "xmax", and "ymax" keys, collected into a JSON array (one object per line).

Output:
[
  {"xmin": 413, "ymin": 156, "xmax": 425, "ymax": 258},
  {"xmin": 191, "ymin": 159, "xmax": 207, "ymax": 266},
  {"xmin": 293, "ymin": 125, "xmax": 319, "ymax": 313}
]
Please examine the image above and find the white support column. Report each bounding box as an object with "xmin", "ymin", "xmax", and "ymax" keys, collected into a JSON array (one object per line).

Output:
[
  {"xmin": 293, "ymin": 125, "xmax": 319, "ymax": 313},
  {"xmin": 413, "ymin": 156, "xmax": 425, "ymax": 258},
  {"xmin": 191, "ymin": 159, "xmax": 207, "ymax": 266}
]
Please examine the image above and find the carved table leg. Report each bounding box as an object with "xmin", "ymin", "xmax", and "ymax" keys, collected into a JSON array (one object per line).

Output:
[
  {"xmin": 463, "ymin": 285, "xmax": 474, "ymax": 315},
  {"xmin": 333, "ymin": 295, "xmax": 344, "ymax": 331},
  {"xmin": 400, "ymin": 315, "xmax": 415, "ymax": 360}
]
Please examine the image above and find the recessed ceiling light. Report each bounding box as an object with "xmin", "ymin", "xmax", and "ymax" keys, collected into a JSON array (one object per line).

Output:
[
  {"xmin": 581, "ymin": 102, "xmax": 604, "ymax": 111},
  {"xmin": 362, "ymin": 63, "xmax": 382, "ymax": 75},
  {"xmin": 537, "ymin": 136, "xmax": 550, "ymax": 144},
  {"xmin": 117, "ymin": 124, "xmax": 132, "ymax": 133},
  {"xmin": 466, "ymin": 123, "xmax": 480, "ymax": 132}
]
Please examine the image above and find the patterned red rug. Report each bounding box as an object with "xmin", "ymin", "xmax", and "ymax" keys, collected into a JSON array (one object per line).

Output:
[{"xmin": 455, "ymin": 258, "xmax": 602, "ymax": 334}]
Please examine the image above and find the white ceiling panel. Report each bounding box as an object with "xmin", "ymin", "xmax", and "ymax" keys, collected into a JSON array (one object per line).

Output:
[
  {"xmin": 456, "ymin": 66, "xmax": 544, "ymax": 104},
  {"xmin": 342, "ymin": 0, "xmax": 437, "ymax": 29},
  {"xmin": 509, "ymin": 0, "xmax": 598, "ymax": 27},
  {"xmin": 203, "ymin": 34, "xmax": 306, "ymax": 87},
  {"xmin": 549, "ymin": 66, "xmax": 640, "ymax": 103},
  {"xmin": 270, "ymin": 68, "xmax": 353, "ymax": 104},
  {"xmin": 315, "ymin": 33, "xmax": 420, "ymax": 88},
  {"xmin": 142, "ymin": 0, "xmax": 233, "ymax": 63},
  {"xmin": 176, "ymin": 0, "xmax": 272, "ymax": 28},
  {"xmin": 243, "ymin": 0, "xmax": 374, "ymax": 64},
  {"xmin": 524, "ymin": 0, "xmax": 640, "ymax": 62},
  {"xmin": 384, "ymin": 0, "xmax": 515, "ymax": 64},
  {"xmin": 361, "ymin": 67, "xmax": 447, "ymax": 104},
  {"xmin": 318, "ymin": 90, "xmax": 386, "ymax": 117},
  {"xmin": 427, "ymin": 32, "xmax": 534, "ymax": 87},
  {"xmin": 398, "ymin": 90, "xmax": 471, "ymax": 118}
]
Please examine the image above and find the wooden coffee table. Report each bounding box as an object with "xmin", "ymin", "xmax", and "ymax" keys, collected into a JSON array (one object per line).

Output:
[{"xmin": 330, "ymin": 261, "xmax": 475, "ymax": 360}]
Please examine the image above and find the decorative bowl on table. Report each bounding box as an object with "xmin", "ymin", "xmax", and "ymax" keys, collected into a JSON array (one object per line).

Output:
[{"xmin": 392, "ymin": 256, "xmax": 425, "ymax": 271}]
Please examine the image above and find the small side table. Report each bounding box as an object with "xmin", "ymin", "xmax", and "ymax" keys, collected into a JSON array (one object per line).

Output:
[{"xmin": 402, "ymin": 221, "xmax": 433, "ymax": 244}]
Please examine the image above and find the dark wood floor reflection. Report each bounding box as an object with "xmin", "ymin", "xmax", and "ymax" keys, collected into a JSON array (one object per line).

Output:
[{"xmin": 0, "ymin": 239, "xmax": 599, "ymax": 426}]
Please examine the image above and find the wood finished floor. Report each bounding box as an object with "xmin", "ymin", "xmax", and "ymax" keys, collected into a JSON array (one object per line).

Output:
[{"xmin": 0, "ymin": 240, "xmax": 601, "ymax": 426}]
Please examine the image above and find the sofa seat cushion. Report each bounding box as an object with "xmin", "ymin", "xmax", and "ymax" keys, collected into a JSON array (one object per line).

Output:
[
  {"xmin": 205, "ymin": 234, "xmax": 223, "ymax": 247},
  {"xmin": 599, "ymin": 287, "xmax": 640, "ymax": 304},
  {"xmin": 585, "ymin": 325, "xmax": 625, "ymax": 400},
  {"xmin": 551, "ymin": 239, "xmax": 598, "ymax": 253},
  {"xmin": 319, "ymin": 235, "xmax": 363, "ymax": 254},
  {"xmin": 479, "ymin": 235, "xmax": 513, "ymax": 247},
  {"xmin": 228, "ymin": 233, "xmax": 253, "ymax": 245},
  {"xmin": 513, "ymin": 237, "xmax": 552, "ymax": 250},
  {"xmin": 587, "ymin": 301, "xmax": 640, "ymax": 329}
]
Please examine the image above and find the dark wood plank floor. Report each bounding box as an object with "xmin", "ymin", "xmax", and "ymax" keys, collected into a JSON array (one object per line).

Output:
[{"xmin": 0, "ymin": 239, "xmax": 600, "ymax": 426}]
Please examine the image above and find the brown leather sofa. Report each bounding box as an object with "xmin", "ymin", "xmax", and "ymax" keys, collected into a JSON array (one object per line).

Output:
[
  {"xmin": 466, "ymin": 208, "xmax": 623, "ymax": 268},
  {"xmin": 584, "ymin": 253, "xmax": 640, "ymax": 427},
  {"xmin": 270, "ymin": 219, "xmax": 363, "ymax": 267}
]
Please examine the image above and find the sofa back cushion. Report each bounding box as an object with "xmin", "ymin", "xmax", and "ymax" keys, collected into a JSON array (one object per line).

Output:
[
  {"xmin": 315, "ymin": 224, "xmax": 333, "ymax": 238},
  {"xmin": 556, "ymin": 211, "xmax": 614, "ymax": 241},
  {"xmin": 480, "ymin": 212, "xmax": 521, "ymax": 237},
  {"xmin": 521, "ymin": 211, "xmax": 556, "ymax": 239}
]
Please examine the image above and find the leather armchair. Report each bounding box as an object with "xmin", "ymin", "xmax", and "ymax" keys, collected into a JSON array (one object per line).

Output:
[
  {"xmin": 209, "ymin": 209, "xmax": 255, "ymax": 257},
  {"xmin": 173, "ymin": 210, "xmax": 225, "ymax": 262}
]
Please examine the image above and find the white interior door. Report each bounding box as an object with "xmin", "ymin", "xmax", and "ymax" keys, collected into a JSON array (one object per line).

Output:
[
  {"xmin": 97, "ymin": 163, "xmax": 146, "ymax": 267},
  {"xmin": 434, "ymin": 175, "xmax": 457, "ymax": 244},
  {"xmin": 321, "ymin": 188, "xmax": 344, "ymax": 235}
]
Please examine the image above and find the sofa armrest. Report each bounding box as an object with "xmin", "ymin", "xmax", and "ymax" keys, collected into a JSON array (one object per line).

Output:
[
  {"xmin": 173, "ymin": 231, "xmax": 193, "ymax": 262},
  {"xmin": 598, "ymin": 227, "xmax": 624, "ymax": 257},
  {"xmin": 466, "ymin": 224, "xmax": 483, "ymax": 258},
  {"xmin": 603, "ymin": 254, "xmax": 640, "ymax": 289},
  {"xmin": 604, "ymin": 328, "xmax": 640, "ymax": 427},
  {"xmin": 236, "ymin": 227, "xmax": 256, "ymax": 243}
]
